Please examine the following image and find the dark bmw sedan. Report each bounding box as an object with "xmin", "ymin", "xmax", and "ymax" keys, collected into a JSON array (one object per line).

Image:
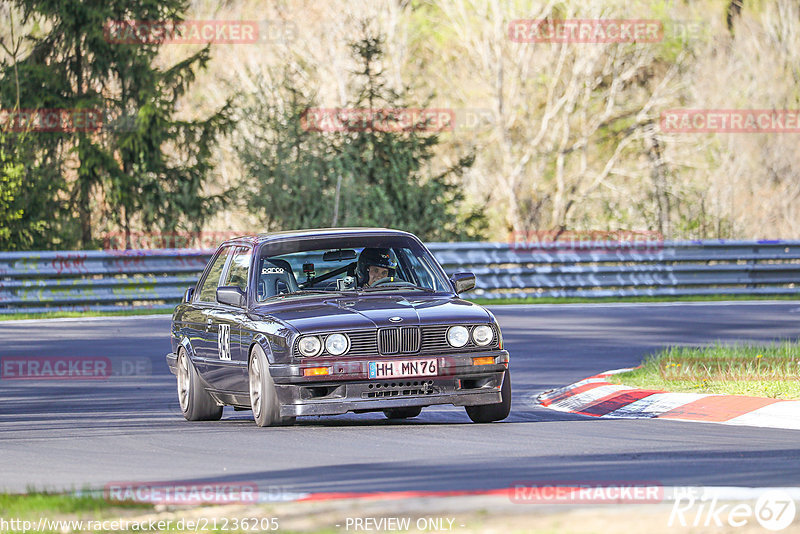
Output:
[{"xmin": 166, "ymin": 228, "xmax": 511, "ymax": 427}]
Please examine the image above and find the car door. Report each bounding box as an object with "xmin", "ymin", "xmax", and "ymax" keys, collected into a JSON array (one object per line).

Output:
[
  {"xmin": 191, "ymin": 245, "xmax": 234, "ymax": 382},
  {"xmin": 203, "ymin": 245, "xmax": 252, "ymax": 394}
]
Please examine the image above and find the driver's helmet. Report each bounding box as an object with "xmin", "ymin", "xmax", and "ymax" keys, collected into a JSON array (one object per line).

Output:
[{"xmin": 357, "ymin": 248, "xmax": 398, "ymax": 286}]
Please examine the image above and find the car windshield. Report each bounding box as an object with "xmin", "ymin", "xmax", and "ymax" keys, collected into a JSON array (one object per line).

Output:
[{"xmin": 255, "ymin": 235, "xmax": 450, "ymax": 302}]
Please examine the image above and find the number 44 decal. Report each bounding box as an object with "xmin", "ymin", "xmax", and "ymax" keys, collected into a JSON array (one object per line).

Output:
[{"xmin": 218, "ymin": 324, "xmax": 231, "ymax": 361}]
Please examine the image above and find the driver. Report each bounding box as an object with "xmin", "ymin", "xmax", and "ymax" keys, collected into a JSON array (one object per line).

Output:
[{"xmin": 357, "ymin": 248, "xmax": 398, "ymax": 287}]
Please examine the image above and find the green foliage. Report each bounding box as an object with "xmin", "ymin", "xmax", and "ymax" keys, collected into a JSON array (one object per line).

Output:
[
  {"xmin": 238, "ymin": 33, "xmax": 486, "ymax": 241},
  {"xmin": 0, "ymin": 0, "xmax": 230, "ymax": 250},
  {"xmin": 0, "ymin": 132, "xmax": 75, "ymax": 250},
  {"xmin": 0, "ymin": 135, "xmax": 24, "ymax": 248},
  {"xmin": 0, "ymin": 491, "xmax": 149, "ymax": 518},
  {"xmin": 236, "ymin": 74, "xmax": 340, "ymax": 232}
]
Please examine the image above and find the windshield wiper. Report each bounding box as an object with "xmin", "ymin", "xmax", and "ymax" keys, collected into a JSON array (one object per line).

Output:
[
  {"xmin": 264, "ymin": 289, "xmax": 347, "ymax": 301},
  {"xmin": 361, "ymin": 284, "xmax": 435, "ymax": 293}
]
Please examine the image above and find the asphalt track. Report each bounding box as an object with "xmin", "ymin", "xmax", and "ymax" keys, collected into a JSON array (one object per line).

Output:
[{"xmin": 1, "ymin": 302, "xmax": 800, "ymax": 495}]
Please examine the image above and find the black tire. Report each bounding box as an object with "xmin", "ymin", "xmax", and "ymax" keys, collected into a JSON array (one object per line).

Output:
[
  {"xmin": 383, "ymin": 406, "xmax": 423, "ymax": 419},
  {"xmin": 177, "ymin": 348, "xmax": 223, "ymax": 421},
  {"xmin": 249, "ymin": 345, "xmax": 295, "ymax": 427},
  {"xmin": 465, "ymin": 369, "xmax": 511, "ymax": 423}
]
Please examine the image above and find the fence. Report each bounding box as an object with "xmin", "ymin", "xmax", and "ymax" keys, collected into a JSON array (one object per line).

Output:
[{"xmin": 1, "ymin": 240, "xmax": 799, "ymax": 313}]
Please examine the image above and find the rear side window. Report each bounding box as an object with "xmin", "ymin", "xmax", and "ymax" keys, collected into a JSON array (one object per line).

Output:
[
  {"xmin": 196, "ymin": 247, "xmax": 232, "ymax": 302},
  {"xmin": 222, "ymin": 246, "xmax": 252, "ymax": 293}
]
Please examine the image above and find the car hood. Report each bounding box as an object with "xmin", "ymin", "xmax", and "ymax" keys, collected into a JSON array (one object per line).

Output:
[{"xmin": 252, "ymin": 294, "xmax": 492, "ymax": 332}]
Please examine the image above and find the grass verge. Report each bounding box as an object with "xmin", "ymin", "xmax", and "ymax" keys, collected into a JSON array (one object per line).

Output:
[
  {"xmin": 610, "ymin": 341, "xmax": 800, "ymax": 399},
  {"xmin": 1, "ymin": 492, "xmax": 110, "ymax": 518},
  {"xmin": 0, "ymin": 490, "xmax": 151, "ymax": 520},
  {"xmin": 469, "ymin": 294, "xmax": 800, "ymax": 305},
  {"xmin": 0, "ymin": 308, "xmax": 171, "ymax": 321}
]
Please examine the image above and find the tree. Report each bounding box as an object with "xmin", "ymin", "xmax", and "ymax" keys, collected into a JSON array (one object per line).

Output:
[
  {"xmin": 238, "ymin": 32, "xmax": 485, "ymax": 241},
  {"xmin": 426, "ymin": 1, "xmax": 684, "ymax": 237},
  {"xmin": 236, "ymin": 72, "xmax": 341, "ymax": 232},
  {"xmin": 0, "ymin": 0, "xmax": 230, "ymax": 250},
  {"xmin": 0, "ymin": 134, "xmax": 25, "ymax": 248},
  {"xmin": 0, "ymin": 4, "xmax": 77, "ymax": 249},
  {"xmin": 335, "ymin": 34, "xmax": 483, "ymax": 240}
]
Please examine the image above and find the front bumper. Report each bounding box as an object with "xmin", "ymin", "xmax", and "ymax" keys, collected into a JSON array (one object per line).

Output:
[{"xmin": 271, "ymin": 350, "xmax": 509, "ymax": 417}]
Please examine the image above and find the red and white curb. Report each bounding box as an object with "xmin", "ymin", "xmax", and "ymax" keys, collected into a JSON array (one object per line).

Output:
[
  {"xmin": 75, "ymin": 485, "xmax": 800, "ymax": 504},
  {"xmin": 268, "ymin": 485, "xmax": 800, "ymax": 504},
  {"xmin": 537, "ymin": 369, "xmax": 800, "ymax": 430}
]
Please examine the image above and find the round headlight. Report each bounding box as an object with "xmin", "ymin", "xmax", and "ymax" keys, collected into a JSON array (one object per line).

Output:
[
  {"xmin": 472, "ymin": 325, "xmax": 494, "ymax": 346},
  {"xmin": 447, "ymin": 325, "xmax": 469, "ymax": 348},
  {"xmin": 325, "ymin": 333, "xmax": 350, "ymax": 356},
  {"xmin": 297, "ymin": 335, "xmax": 322, "ymax": 357}
]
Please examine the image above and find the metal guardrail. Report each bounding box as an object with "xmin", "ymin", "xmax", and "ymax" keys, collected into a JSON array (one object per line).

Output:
[{"xmin": 1, "ymin": 240, "xmax": 799, "ymax": 313}]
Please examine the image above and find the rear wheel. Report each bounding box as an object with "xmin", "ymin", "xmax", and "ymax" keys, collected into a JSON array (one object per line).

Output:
[
  {"xmin": 249, "ymin": 345, "xmax": 295, "ymax": 427},
  {"xmin": 383, "ymin": 407, "xmax": 423, "ymax": 419},
  {"xmin": 177, "ymin": 348, "xmax": 222, "ymax": 421},
  {"xmin": 465, "ymin": 369, "xmax": 511, "ymax": 423}
]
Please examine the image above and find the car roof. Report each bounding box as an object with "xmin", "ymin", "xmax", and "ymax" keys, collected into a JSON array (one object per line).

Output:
[{"xmin": 220, "ymin": 227, "xmax": 417, "ymax": 247}]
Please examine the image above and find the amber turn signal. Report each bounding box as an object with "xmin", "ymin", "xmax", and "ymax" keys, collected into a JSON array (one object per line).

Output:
[
  {"xmin": 472, "ymin": 356, "xmax": 495, "ymax": 366},
  {"xmin": 303, "ymin": 367, "xmax": 330, "ymax": 376}
]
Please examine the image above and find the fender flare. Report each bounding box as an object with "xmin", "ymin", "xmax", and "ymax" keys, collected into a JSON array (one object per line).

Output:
[
  {"xmin": 179, "ymin": 336, "xmax": 197, "ymax": 360},
  {"xmin": 249, "ymin": 333, "xmax": 276, "ymax": 366}
]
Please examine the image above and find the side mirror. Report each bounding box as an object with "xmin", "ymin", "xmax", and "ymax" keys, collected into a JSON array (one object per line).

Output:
[
  {"xmin": 450, "ymin": 272, "xmax": 476, "ymax": 294},
  {"xmin": 184, "ymin": 287, "xmax": 194, "ymax": 303},
  {"xmin": 216, "ymin": 286, "xmax": 246, "ymax": 307}
]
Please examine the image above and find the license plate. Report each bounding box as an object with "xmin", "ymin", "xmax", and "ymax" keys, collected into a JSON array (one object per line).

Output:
[{"xmin": 368, "ymin": 358, "xmax": 438, "ymax": 379}]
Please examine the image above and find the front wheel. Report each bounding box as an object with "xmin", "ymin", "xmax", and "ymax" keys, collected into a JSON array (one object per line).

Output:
[
  {"xmin": 249, "ymin": 345, "xmax": 295, "ymax": 427},
  {"xmin": 465, "ymin": 370, "xmax": 511, "ymax": 423},
  {"xmin": 177, "ymin": 348, "xmax": 222, "ymax": 421}
]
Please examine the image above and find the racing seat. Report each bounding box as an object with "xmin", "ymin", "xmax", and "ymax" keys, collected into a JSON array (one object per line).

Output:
[{"xmin": 258, "ymin": 259, "xmax": 299, "ymax": 300}]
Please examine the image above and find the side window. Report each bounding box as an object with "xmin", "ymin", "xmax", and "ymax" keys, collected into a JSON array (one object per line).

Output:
[
  {"xmin": 196, "ymin": 247, "xmax": 232, "ymax": 303},
  {"xmin": 222, "ymin": 247, "xmax": 252, "ymax": 293}
]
